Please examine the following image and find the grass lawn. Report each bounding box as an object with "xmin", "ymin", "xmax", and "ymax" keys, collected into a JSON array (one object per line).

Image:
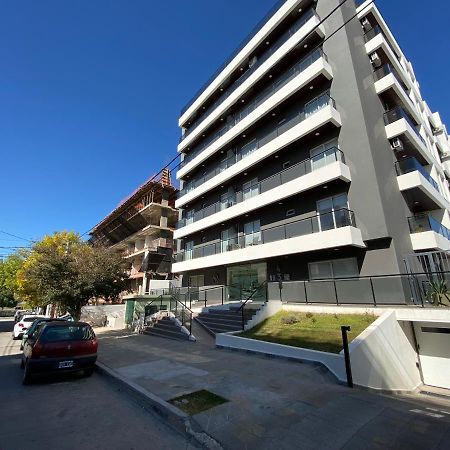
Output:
[
  {"xmin": 239, "ymin": 311, "xmax": 376, "ymax": 353},
  {"xmin": 169, "ymin": 390, "xmax": 229, "ymax": 416}
]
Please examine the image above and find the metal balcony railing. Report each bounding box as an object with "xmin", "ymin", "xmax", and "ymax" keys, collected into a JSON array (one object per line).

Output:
[
  {"xmin": 384, "ymin": 106, "xmax": 426, "ymax": 146},
  {"xmin": 177, "ymin": 91, "xmax": 336, "ymax": 199},
  {"xmin": 181, "ymin": 6, "xmax": 318, "ymax": 116},
  {"xmin": 175, "ymin": 208, "xmax": 356, "ymax": 263},
  {"xmin": 177, "ymin": 147, "xmax": 345, "ymax": 229},
  {"xmin": 395, "ymin": 157, "xmax": 439, "ymax": 192},
  {"xmin": 179, "ymin": 46, "xmax": 328, "ymax": 167},
  {"xmin": 181, "ymin": 9, "xmax": 319, "ymax": 139},
  {"xmin": 408, "ymin": 214, "xmax": 450, "ymax": 241}
]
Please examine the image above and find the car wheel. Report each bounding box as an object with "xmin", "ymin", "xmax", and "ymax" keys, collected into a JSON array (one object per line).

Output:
[
  {"xmin": 22, "ymin": 360, "xmax": 32, "ymax": 385},
  {"xmin": 84, "ymin": 368, "xmax": 94, "ymax": 377}
]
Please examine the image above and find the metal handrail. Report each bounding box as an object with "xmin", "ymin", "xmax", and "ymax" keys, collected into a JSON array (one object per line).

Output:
[
  {"xmin": 237, "ymin": 280, "xmax": 268, "ymax": 330},
  {"xmin": 175, "ymin": 208, "xmax": 356, "ymax": 263},
  {"xmin": 178, "ymin": 90, "xmax": 336, "ymax": 198},
  {"xmin": 180, "ymin": 6, "xmax": 318, "ymax": 115},
  {"xmin": 177, "ymin": 147, "xmax": 344, "ymax": 228},
  {"xmin": 181, "ymin": 42, "xmax": 325, "ymax": 144},
  {"xmin": 180, "ymin": 47, "xmax": 328, "ymax": 167}
]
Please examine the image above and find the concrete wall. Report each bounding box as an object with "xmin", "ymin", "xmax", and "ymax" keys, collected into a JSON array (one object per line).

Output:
[
  {"xmin": 244, "ymin": 300, "xmax": 283, "ymax": 330},
  {"xmin": 81, "ymin": 305, "xmax": 126, "ymax": 329},
  {"xmin": 349, "ymin": 310, "xmax": 422, "ymax": 392}
]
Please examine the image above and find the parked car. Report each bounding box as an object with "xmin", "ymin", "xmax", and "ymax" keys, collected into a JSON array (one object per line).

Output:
[
  {"xmin": 21, "ymin": 321, "xmax": 98, "ymax": 384},
  {"xmin": 12, "ymin": 315, "xmax": 46, "ymax": 340},
  {"xmin": 20, "ymin": 318, "xmax": 66, "ymax": 351},
  {"xmin": 14, "ymin": 309, "xmax": 32, "ymax": 323}
]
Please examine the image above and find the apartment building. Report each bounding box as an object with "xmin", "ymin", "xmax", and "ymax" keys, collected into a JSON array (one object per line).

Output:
[
  {"xmin": 172, "ymin": 0, "xmax": 450, "ymax": 299},
  {"xmin": 90, "ymin": 170, "xmax": 178, "ymax": 295}
]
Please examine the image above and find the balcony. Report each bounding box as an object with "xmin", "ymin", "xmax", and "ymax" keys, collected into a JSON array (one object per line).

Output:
[
  {"xmin": 179, "ymin": 47, "xmax": 332, "ymax": 169},
  {"xmin": 373, "ymin": 64, "xmax": 421, "ymax": 125},
  {"xmin": 180, "ymin": 6, "xmax": 324, "ymax": 124},
  {"xmin": 408, "ymin": 214, "xmax": 450, "ymax": 251},
  {"xmin": 176, "ymin": 92, "xmax": 341, "ymax": 206},
  {"xmin": 172, "ymin": 209, "xmax": 365, "ymax": 272},
  {"xmin": 364, "ymin": 26, "xmax": 412, "ymax": 91},
  {"xmin": 395, "ymin": 158, "xmax": 449, "ymax": 211},
  {"xmin": 384, "ymin": 107, "xmax": 432, "ymax": 164},
  {"xmin": 175, "ymin": 148, "xmax": 350, "ymax": 238},
  {"xmin": 180, "ymin": 9, "xmax": 321, "ymax": 143}
]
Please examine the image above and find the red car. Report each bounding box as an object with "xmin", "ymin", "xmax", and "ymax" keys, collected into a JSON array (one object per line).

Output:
[{"xmin": 21, "ymin": 321, "xmax": 98, "ymax": 384}]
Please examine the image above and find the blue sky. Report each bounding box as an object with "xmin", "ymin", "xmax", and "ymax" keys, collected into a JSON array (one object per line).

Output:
[{"xmin": 0, "ymin": 0, "xmax": 448, "ymax": 254}]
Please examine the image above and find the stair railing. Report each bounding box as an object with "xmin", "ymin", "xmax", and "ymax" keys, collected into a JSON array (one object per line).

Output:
[
  {"xmin": 236, "ymin": 280, "xmax": 268, "ymax": 330},
  {"xmin": 168, "ymin": 293, "xmax": 196, "ymax": 337}
]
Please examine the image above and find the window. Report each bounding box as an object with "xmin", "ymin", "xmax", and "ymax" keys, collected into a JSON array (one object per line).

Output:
[
  {"xmin": 243, "ymin": 178, "xmax": 259, "ymax": 201},
  {"xmin": 308, "ymin": 258, "xmax": 359, "ymax": 280},
  {"xmin": 240, "ymin": 139, "xmax": 257, "ymax": 159},
  {"xmin": 185, "ymin": 209, "xmax": 194, "ymax": 225},
  {"xmin": 185, "ymin": 240, "xmax": 194, "ymax": 260},
  {"xmin": 221, "ymin": 228, "xmax": 237, "ymax": 253},
  {"xmin": 221, "ymin": 192, "xmax": 235, "ymax": 210},
  {"xmin": 317, "ymin": 193, "xmax": 349, "ymax": 231},
  {"xmin": 282, "ymin": 161, "xmax": 291, "ymax": 170},
  {"xmin": 286, "ymin": 209, "xmax": 296, "ymax": 217},
  {"xmin": 310, "ymin": 138, "xmax": 339, "ymax": 170},
  {"xmin": 244, "ymin": 220, "xmax": 261, "ymax": 247},
  {"xmin": 189, "ymin": 275, "xmax": 205, "ymax": 287}
]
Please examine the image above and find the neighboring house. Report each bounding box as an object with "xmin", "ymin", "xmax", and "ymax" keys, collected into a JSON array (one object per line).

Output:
[
  {"xmin": 90, "ymin": 170, "xmax": 178, "ymax": 295},
  {"xmin": 171, "ymin": 0, "xmax": 450, "ymax": 300}
]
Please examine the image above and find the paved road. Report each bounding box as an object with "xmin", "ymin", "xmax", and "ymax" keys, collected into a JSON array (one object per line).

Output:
[{"xmin": 0, "ymin": 320, "xmax": 195, "ymax": 450}]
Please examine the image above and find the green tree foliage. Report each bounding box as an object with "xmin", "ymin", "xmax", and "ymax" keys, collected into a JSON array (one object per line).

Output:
[
  {"xmin": 0, "ymin": 254, "xmax": 24, "ymax": 309},
  {"xmin": 18, "ymin": 232, "xmax": 129, "ymax": 319}
]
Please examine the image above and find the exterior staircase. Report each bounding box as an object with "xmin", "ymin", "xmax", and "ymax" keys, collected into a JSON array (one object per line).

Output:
[
  {"xmin": 195, "ymin": 305, "xmax": 260, "ymax": 335},
  {"xmin": 144, "ymin": 316, "xmax": 190, "ymax": 341}
]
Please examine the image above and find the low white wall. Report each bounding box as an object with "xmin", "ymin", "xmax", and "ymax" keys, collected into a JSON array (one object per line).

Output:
[
  {"xmin": 244, "ymin": 300, "xmax": 282, "ymax": 330},
  {"xmin": 349, "ymin": 310, "xmax": 421, "ymax": 392},
  {"xmin": 216, "ymin": 332, "xmax": 347, "ymax": 382},
  {"xmin": 81, "ymin": 304, "xmax": 126, "ymax": 329},
  {"xmin": 395, "ymin": 307, "xmax": 450, "ymax": 323},
  {"xmin": 283, "ymin": 304, "xmax": 384, "ymax": 316}
]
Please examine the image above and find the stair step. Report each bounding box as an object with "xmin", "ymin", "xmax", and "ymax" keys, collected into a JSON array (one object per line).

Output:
[
  {"xmin": 207, "ymin": 308, "xmax": 256, "ymax": 315},
  {"xmin": 153, "ymin": 322, "xmax": 179, "ymax": 331},
  {"xmin": 195, "ymin": 321, "xmax": 242, "ymax": 333},
  {"xmin": 196, "ymin": 319, "xmax": 242, "ymax": 330},
  {"xmin": 197, "ymin": 313, "xmax": 242, "ymax": 322},
  {"xmin": 145, "ymin": 327, "xmax": 190, "ymax": 341}
]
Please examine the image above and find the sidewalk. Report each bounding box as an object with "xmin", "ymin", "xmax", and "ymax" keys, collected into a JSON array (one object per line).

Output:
[{"xmin": 97, "ymin": 326, "xmax": 450, "ymax": 450}]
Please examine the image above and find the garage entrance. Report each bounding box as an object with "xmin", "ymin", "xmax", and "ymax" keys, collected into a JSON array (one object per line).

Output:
[{"xmin": 414, "ymin": 322, "xmax": 450, "ymax": 390}]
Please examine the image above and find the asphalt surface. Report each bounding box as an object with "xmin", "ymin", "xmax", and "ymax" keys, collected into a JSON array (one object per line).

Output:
[{"xmin": 0, "ymin": 318, "xmax": 195, "ymax": 450}]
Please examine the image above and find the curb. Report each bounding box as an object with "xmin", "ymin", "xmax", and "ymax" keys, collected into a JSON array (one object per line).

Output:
[{"xmin": 95, "ymin": 361, "xmax": 223, "ymax": 449}]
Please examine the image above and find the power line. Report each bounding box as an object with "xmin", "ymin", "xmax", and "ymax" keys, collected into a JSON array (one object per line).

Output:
[
  {"xmin": 0, "ymin": 230, "xmax": 35, "ymax": 243},
  {"xmin": 82, "ymin": 0, "xmax": 373, "ymax": 239}
]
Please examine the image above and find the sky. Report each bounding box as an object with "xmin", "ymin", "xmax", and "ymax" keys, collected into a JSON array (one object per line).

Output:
[{"xmin": 0, "ymin": 0, "xmax": 449, "ymax": 254}]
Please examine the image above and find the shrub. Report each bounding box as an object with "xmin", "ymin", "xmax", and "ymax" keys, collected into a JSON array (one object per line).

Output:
[
  {"xmin": 305, "ymin": 312, "xmax": 313, "ymax": 319},
  {"xmin": 281, "ymin": 315, "xmax": 299, "ymax": 325}
]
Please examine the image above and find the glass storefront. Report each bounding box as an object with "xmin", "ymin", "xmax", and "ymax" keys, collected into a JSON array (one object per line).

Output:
[{"xmin": 227, "ymin": 262, "xmax": 267, "ymax": 302}]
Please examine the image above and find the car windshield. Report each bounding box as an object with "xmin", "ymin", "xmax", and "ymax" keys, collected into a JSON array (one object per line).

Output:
[
  {"xmin": 40, "ymin": 325, "xmax": 95, "ymax": 342},
  {"xmin": 23, "ymin": 316, "xmax": 44, "ymax": 323}
]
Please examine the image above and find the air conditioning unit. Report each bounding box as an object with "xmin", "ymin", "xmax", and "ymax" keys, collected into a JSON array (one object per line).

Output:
[
  {"xmin": 391, "ymin": 138, "xmax": 404, "ymax": 151},
  {"xmin": 361, "ymin": 17, "xmax": 371, "ymax": 32},
  {"xmin": 433, "ymin": 125, "xmax": 445, "ymax": 135},
  {"xmin": 370, "ymin": 52, "xmax": 381, "ymax": 68}
]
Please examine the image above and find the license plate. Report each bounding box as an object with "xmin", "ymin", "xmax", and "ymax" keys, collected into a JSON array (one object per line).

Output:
[{"xmin": 58, "ymin": 360, "xmax": 74, "ymax": 369}]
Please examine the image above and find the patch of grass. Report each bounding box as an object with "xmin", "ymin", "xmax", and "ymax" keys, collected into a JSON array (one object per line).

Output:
[
  {"xmin": 169, "ymin": 390, "xmax": 228, "ymax": 416},
  {"xmin": 239, "ymin": 311, "xmax": 376, "ymax": 353}
]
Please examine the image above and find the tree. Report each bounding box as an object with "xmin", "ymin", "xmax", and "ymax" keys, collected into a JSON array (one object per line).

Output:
[
  {"xmin": 0, "ymin": 254, "xmax": 24, "ymax": 309},
  {"xmin": 17, "ymin": 232, "xmax": 129, "ymax": 319}
]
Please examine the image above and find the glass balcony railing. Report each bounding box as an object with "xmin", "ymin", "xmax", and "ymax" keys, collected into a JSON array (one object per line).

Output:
[
  {"xmin": 177, "ymin": 91, "xmax": 336, "ymax": 199},
  {"xmin": 383, "ymin": 106, "xmax": 426, "ymax": 146},
  {"xmin": 181, "ymin": 8, "xmax": 318, "ymax": 140},
  {"xmin": 180, "ymin": 47, "xmax": 328, "ymax": 167},
  {"xmin": 177, "ymin": 147, "xmax": 345, "ymax": 229},
  {"xmin": 373, "ymin": 63, "xmax": 408, "ymax": 90},
  {"xmin": 181, "ymin": 7, "xmax": 318, "ymax": 117},
  {"xmin": 408, "ymin": 214, "xmax": 450, "ymax": 241},
  {"xmin": 395, "ymin": 157, "xmax": 439, "ymax": 192},
  {"xmin": 175, "ymin": 208, "xmax": 356, "ymax": 263}
]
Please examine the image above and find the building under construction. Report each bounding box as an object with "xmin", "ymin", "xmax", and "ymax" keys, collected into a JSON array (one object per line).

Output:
[{"xmin": 90, "ymin": 170, "xmax": 178, "ymax": 295}]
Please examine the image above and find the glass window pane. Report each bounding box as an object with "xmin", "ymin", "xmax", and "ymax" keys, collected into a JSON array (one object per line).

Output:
[
  {"xmin": 309, "ymin": 262, "xmax": 333, "ymax": 280},
  {"xmin": 332, "ymin": 258, "xmax": 359, "ymax": 278}
]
